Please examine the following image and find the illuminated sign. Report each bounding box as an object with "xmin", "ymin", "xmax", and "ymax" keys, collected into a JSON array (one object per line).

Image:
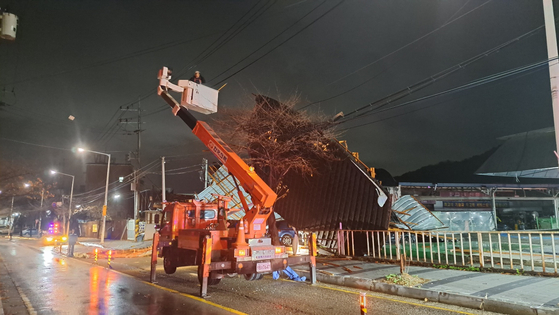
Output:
[{"xmin": 442, "ymin": 201, "xmax": 508, "ymax": 208}]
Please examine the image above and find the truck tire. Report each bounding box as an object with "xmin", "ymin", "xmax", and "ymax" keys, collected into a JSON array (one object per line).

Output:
[
  {"xmin": 280, "ymin": 235, "xmax": 293, "ymax": 246},
  {"xmin": 163, "ymin": 255, "xmax": 177, "ymax": 274},
  {"xmin": 244, "ymin": 273, "xmax": 264, "ymax": 281},
  {"xmin": 198, "ymin": 264, "xmax": 221, "ymax": 285}
]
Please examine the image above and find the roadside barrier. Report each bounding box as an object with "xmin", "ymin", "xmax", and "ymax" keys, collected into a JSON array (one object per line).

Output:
[
  {"xmin": 311, "ymin": 229, "xmax": 559, "ymax": 275},
  {"xmin": 360, "ymin": 292, "xmax": 367, "ymax": 315}
]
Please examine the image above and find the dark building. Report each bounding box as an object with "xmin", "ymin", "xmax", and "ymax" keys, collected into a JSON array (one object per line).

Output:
[{"xmin": 85, "ymin": 162, "xmax": 134, "ymax": 220}]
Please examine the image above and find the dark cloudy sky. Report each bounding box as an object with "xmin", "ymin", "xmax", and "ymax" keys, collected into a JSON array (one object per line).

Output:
[{"xmin": 0, "ymin": 0, "xmax": 556, "ymax": 193}]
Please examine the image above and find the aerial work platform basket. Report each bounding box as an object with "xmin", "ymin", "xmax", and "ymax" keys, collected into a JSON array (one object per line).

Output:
[{"xmin": 158, "ymin": 67, "xmax": 218, "ymax": 115}]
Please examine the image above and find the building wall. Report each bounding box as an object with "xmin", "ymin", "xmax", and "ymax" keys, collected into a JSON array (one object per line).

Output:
[{"xmin": 85, "ymin": 163, "xmax": 135, "ymax": 219}]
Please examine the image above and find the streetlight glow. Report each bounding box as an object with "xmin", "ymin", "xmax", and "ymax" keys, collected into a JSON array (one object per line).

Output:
[
  {"xmin": 50, "ymin": 170, "xmax": 75, "ymax": 235},
  {"xmin": 77, "ymin": 147, "xmax": 111, "ymax": 244},
  {"xmin": 24, "ymin": 183, "xmax": 30, "ymax": 188}
]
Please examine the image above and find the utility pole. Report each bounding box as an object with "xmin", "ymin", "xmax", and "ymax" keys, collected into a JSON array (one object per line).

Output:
[
  {"xmin": 38, "ymin": 188, "xmax": 44, "ymax": 237},
  {"xmin": 8, "ymin": 196, "xmax": 13, "ymax": 240},
  {"xmin": 133, "ymin": 169, "xmax": 139, "ymax": 241},
  {"xmin": 68, "ymin": 176, "xmax": 74, "ymax": 235},
  {"xmin": 543, "ymin": 0, "xmax": 559, "ymax": 162},
  {"xmin": 138, "ymin": 98, "xmax": 141, "ymax": 166},
  {"xmin": 134, "ymin": 170, "xmax": 139, "ymax": 219},
  {"xmin": 203, "ymin": 158, "xmax": 208, "ymax": 189},
  {"xmin": 161, "ymin": 156, "xmax": 166, "ymax": 203},
  {"xmin": 120, "ymin": 100, "xmax": 144, "ymax": 241}
]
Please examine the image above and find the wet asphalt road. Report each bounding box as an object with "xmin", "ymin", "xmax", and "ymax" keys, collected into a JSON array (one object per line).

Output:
[
  {"xmin": 0, "ymin": 239, "xmax": 233, "ymax": 315},
  {"xmin": 0, "ymin": 238, "xmax": 500, "ymax": 315}
]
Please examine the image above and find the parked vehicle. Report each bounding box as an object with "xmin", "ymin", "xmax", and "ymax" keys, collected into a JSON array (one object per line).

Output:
[
  {"xmin": 276, "ymin": 220, "xmax": 297, "ymax": 246},
  {"xmin": 0, "ymin": 225, "xmax": 9, "ymax": 234}
]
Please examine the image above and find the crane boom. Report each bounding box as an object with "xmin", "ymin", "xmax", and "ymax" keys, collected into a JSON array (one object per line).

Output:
[{"xmin": 157, "ymin": 67, "xmax": 277, "ymax": 238}]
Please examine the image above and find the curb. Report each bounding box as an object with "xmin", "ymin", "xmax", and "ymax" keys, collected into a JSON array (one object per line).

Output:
[
  {"xmin": 0, "ymin": 284, "xmax": 4, "ymax": 315},
  {"xmin": 293, "ymin": 268, "xmax": 559, "ymax": 315}
]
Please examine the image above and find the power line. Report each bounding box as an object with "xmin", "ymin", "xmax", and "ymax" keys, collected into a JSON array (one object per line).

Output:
[
  {"xmin": 207, "ymin": 0, "xmax": 327, "ymax": 84},
  {"xmin": 332, "ymin": 23, "xmax": 546, "ymax": 122},
  {"xmin": 0, "ymin": 31, "xmax": 222, "ymax": 87},
  {"xmin": 74, "ymin": 158, "xmax": 162, "ymax": 203},
  {"xmin": 0, "ymin": 137, "xmax": 72, "ymax": 151},
  {"xmin": 174, "ymin": 0, "xmax": 268, "ymax": 77},
  {"xmin": 337, "ymin": 57, "xmax": 556, "ymax": 131},
  {"xmin": 298, "ymin": 0, "xmax": 494, "ymax": 110},
  {"xmin": 99, "ymin": 2, "xmax": 276, "ymax": 133},
  {"xmin": 211, "ymin": 0, "xmax": 346, "ymax": 87},
  {"xmin": 194, "ymin": 0, "xmax": 277, "ymax": 68}
]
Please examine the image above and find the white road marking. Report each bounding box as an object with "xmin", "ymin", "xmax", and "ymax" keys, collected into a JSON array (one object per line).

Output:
[{"xmin": 14, "ymin": 284, "xmax": 37, "ymax": 315}]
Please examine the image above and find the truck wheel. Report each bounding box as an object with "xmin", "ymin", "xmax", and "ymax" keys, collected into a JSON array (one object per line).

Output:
[
  {"xmin": 244, "ymin": 273, "xmax": 263, "ymax": 281},
  {"xmin": 163, "ymin": 256, "xmax": 177, "ymax": 274},
  {"xmin": 280, "ymin": 235, "xmax": 293, "ymax": 246},
  {"xmin": 198, "ymin": 265, "xmax": 221, "ymax": 285}
]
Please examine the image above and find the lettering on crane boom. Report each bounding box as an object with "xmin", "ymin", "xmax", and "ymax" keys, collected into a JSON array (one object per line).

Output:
[{"xmin": 208, "ymin": 140, "xmax": 228, "ymax": 164}]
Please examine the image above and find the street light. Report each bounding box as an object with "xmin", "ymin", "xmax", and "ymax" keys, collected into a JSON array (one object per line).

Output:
[
  {"xmin": 9, "ymin": 183, "xmax": 30, "ymax": 240},
  {"xmin": 78, "ymin": 147, "xmax": 111, "ymax": 244},
  {"xmin": 50, "ymin": 170, "xmax": 75, "ymax": 235}
]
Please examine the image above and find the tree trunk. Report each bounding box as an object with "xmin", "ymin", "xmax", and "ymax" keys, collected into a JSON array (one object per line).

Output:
[
  {"xmin": 267, "ymin": 171, "xmax": 281, "ymax": 246},
  {"xmin": 267, "ymin": 212, "xmax": 281, "ymax": 246}
]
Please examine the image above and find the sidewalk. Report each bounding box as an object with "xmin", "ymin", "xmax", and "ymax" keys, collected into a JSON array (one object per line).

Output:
[
  {"xmin": 63, "ymin": 238, "xmax": 153, "ymax": 258},
  {"xmin": 293, "ymin": 258, "xmax": 559, "ymax": 315},
  {"xmin": 77, "ymin": 238, "xmax": 152, "ymax": 250}
]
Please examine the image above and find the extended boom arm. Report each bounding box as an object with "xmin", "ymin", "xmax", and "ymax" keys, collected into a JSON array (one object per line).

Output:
[{"xmin": 157, "ymin": 67, "xmax": 277, "ymax": 238}]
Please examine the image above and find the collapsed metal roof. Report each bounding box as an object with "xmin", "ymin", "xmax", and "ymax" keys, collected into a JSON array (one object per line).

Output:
[
  {"xmin": 272, "ymin": 154, "xmax": 391, "ymax": 231},
  {"xmin": 196, "ymin": 153, "xmax": 391, "ymax": 231},
  {"xmin": 390, "ymin": 195, "xmax": 446, "ymax": 230},
  {"xmin": 196, "ymin": 166, "xmax": 282, "ymax": 220},
  {"xmin": 476, "ymin": 128, "xmax": 559, "ymax": 178}
]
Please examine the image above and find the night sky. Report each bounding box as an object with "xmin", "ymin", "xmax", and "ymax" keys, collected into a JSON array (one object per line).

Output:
[{"xmin": 0, "ymin": 0, "xmax": 557, "ymax": 193}]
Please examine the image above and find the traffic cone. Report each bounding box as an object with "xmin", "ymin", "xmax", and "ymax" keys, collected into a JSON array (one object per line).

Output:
[{"xmin": 233, "ymin": 220, "xmax": 248, "ymax": 249}]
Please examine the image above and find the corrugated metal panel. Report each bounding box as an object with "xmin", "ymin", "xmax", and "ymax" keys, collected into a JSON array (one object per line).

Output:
[
  {"xmin": 195, "ymin": 158, "xmax": 390, "ymax": 230},
  {"xmin": 476, "ymin": 128, "xmax": 559, "ymax": 178},
  {"xmin": 390, "ymin": 195, "xmax": 446, "ymax": 230},
  {"xmin": 196, "ymin": 166, "xmax": 282, "ymax": 220},
  {"xmin": 273, "ymin": 154, "xmax": 391, "ymax": 231}
]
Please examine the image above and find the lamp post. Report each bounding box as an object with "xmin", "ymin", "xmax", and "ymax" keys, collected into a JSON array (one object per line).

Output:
[
  {"xmin": 8, "ymin": 183, "xmax": 30, "ymax": 240},
  {"xmin": 8, "ymin": 196, "xmax": 14, "ymax": 240},
  {"xmin": 78, "ymin": 148, "xmax": 111, "ymax": 244},
  {"xmin": 50, "ymin": 170, "xmax": 74, "ymax": 235},
  {"xmin": 38, "ymin": 188, "xmax": 44, "ymax": 237}
]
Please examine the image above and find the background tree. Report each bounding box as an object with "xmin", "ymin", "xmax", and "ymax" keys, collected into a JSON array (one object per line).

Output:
[
  {"xmin": 0, "ymin": 159, "xmax": 55, "ymax": 233},
  {"xmin": 0, "ymin": 159, "xmax": 54, "ymax": 202},
  {"xmin": 220, "ymin": 95, "xmax": 340, "ymax": 245}
]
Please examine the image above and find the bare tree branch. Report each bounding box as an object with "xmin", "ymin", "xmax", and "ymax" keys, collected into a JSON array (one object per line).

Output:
[{"xmin": 217, "ymin": 94, "xmax": 341, "ymax": 245}]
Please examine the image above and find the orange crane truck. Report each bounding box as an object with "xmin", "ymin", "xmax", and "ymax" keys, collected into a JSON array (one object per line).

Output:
[{"xmin": 155, "ymin": 67, "xmax": 317, "ymax": 297}]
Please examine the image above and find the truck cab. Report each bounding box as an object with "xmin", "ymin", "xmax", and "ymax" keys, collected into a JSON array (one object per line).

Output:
[{"xmin": 159, "ymin": 200, "xmax": 220, "ymax": 242}]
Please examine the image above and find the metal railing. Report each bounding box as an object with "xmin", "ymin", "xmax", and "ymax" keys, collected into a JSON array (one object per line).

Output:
[{"xmin": 312, "ymin": 229, "xmax": 559, "ymax": 275}]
